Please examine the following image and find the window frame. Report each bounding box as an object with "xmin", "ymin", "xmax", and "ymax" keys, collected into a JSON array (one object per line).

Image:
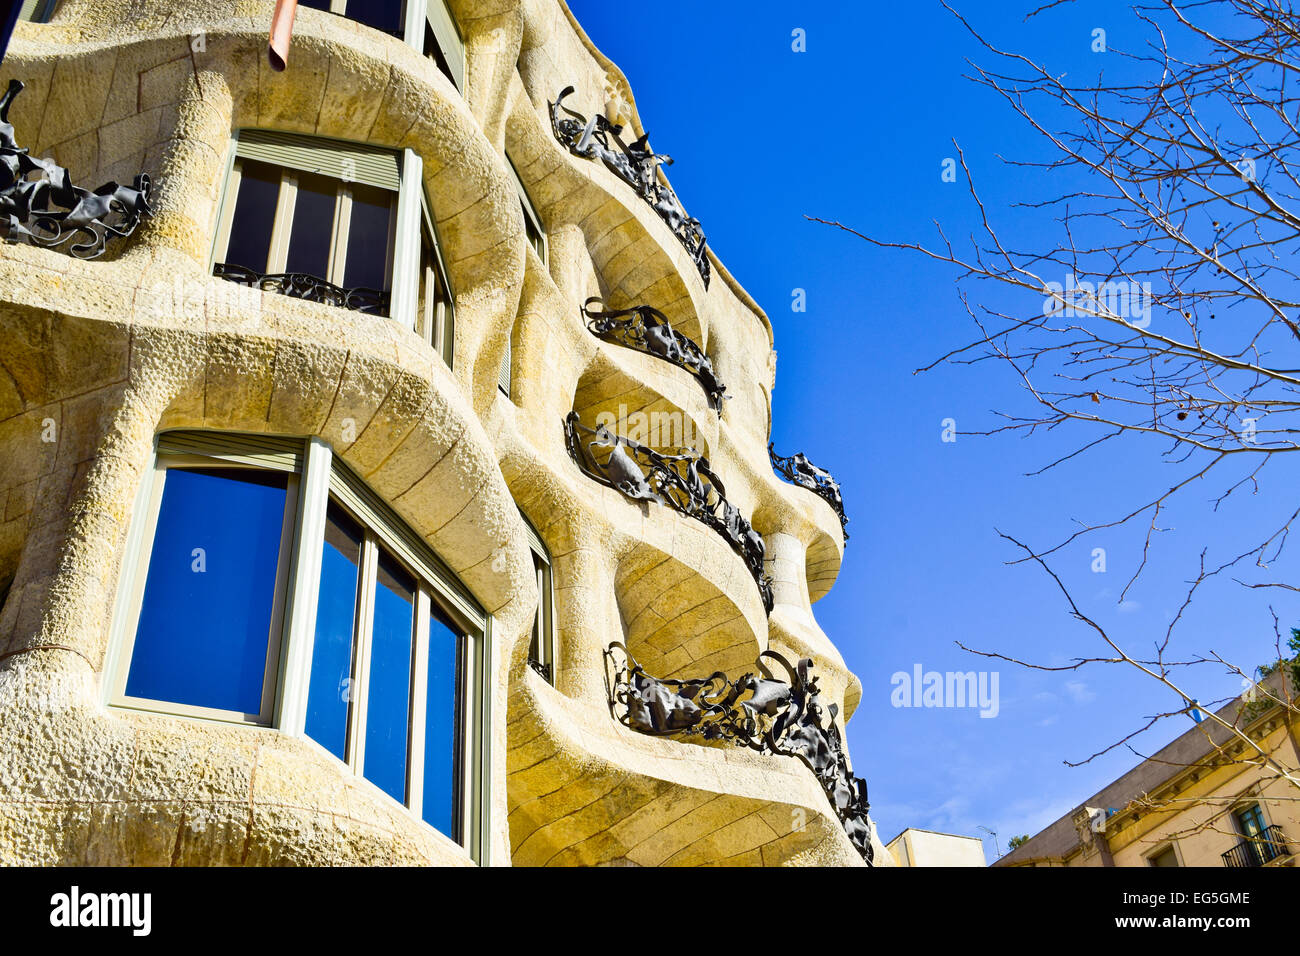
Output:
[
  {"xmin": 212, "ymin": 154, "xmax": 399, "ymax": 297},
  {"xmin": 522, "ymin": 515, "xmax": 556, "ymax": 684},
  {"xmin": 1145, "ymin": 842, "xmax": 1181, "ymax": 867},
  {"xmin": 105, "ymin": 430, "xmax": 492, "ymax": 862},
  {"xmin": 106, "ymin": 448, "xmax": 302, "ymax": 727},
  {"xmin": 211, "ymin": 132, "xmax": 452, "ymax": 361},
  {"xmin": 299, "ymin": 0, "xmax": 465, "ymax": 91},
  {"xmin": 418, "ymin": 192, "xmax": 456, "ymax": 368},
  {"xmin": 17, "ymin": 0, "xmax": 57, "ymax": 23}
]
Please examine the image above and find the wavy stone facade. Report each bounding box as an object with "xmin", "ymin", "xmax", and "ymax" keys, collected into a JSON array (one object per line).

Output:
[{"xmin": 0, "ymin": 0, "xmax": 887, "ymax": 866}]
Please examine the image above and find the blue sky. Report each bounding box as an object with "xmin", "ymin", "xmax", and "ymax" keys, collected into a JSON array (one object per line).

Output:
[{"xmin": 567, "ymin": 0, "xmax": 1300, "ymax": 863}]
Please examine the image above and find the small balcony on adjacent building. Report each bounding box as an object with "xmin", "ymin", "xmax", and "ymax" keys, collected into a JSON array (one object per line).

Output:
[{"xmin": 1220, "ymin": 825, "xmax": 1291, "ymax": 868}]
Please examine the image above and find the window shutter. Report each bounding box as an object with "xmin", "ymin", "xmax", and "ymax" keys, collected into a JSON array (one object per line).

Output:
[
  {"xmin": 235, "ymin": 130, "xmax": 402, "ymax": 192},
  {"xmin": 155, "ymin": 430, "xmax": 304, "ymax": 472},
  {"xmin": 427, "ymin": 0, "xmax": 465, "ymax": 91},
  {"xmin": 498, "ymin": 339, "xmax": 512, "ymax": 397}
]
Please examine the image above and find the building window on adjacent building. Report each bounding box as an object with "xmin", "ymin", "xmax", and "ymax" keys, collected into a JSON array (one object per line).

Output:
[
  {"xmin": 106, "ymin": 431, "xmax": 491, "ymax": 860},
  {"xmin": 17, "ymin": 0, "xmax": 57, "ymax": 23},
  {"xmin": 299, "ymin": 0, "xmax": 464, "ymax": 91},
  {"xmin": 522, "ymin": 515, "xmax": 555, "ymax": 684},
  {"xmin": 1147, "ymin": 844, "xmax": 1180, "ymax": 867},
  {"xmin": 213, "ymin": 131, "xmax": 450, "ymax": 354}
]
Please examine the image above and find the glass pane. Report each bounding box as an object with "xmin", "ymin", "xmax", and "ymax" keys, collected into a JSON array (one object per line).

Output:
[
  {"xmin": 343, "ymin": 184, "xmax": 393, "ymax": 293},
  {"xmin": 299, "ymin": 0, "xmax": 330, "ymax": 8},
  {"xmin": 304, "ymin": 501, "xmax": 363, "ymax": 761},
  {"xmin": 422, "ymin": 603, "xmax": 463, "ymax": 838},
  {"xmin": 222, "ymin": 160, "xmax": 281, "ymax": 274},
  {"xmin": 285, "ymin": 172, "xmax": 338, "ymax": 280},
  {"xmin": 363, "ymin": 549, "xmax": 415, "ymax": 803},
  {"xmin": 350, "ymin": 0, "xmax": 404, "ymax": 35},
  {"xmin": 126, "ymin": 467, "xmax": 288, "ymax": 715}
]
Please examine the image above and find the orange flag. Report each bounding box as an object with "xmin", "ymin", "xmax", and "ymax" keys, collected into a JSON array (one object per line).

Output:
[{"xmin": 268, "ymin": 0, "xmax": 299, "ymax": 72}]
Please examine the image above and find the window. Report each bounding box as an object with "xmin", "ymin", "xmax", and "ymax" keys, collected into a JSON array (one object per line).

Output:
[
  {"xmin": 107, "ymin": 431, "xmax": 490, "ymax": 859},
  {"xmin": 212, "ymin": 131, "xmax": 401, "ymax": 316},
  {"xmin": 1147, "ymin": 844, "xmax": 1179, "ymax": 867},
  {"xmin": 299, "ymin": 0, "xmax": 465, "ymax": 91},
  {"xmin": 506, "ymin": 156, "xmax": 548, "ymax": 265},
  {"xmin": 1235, "ymin": 803, "xmax": 1266, "ymax": 839},
  {"xmin": 417, "ymin": 196, "xmax": 455, "ymax": 368},
  {"xmin": 17, "ymin": 0, "xmax": 57, "ymax": 23},
  {"xmin": 299, "ymin": 0, "xmax": 404, "ymax": 37},
  {"xmin": 522, "ymin": 516, "xmax": 555, "ymax": 684},
  {"xmin": 213, "ymin": 131, "xmax": 452, "ymax": 358}
]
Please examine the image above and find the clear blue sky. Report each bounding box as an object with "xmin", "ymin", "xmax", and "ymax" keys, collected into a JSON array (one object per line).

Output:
[{"xmin": 567, "ymin": 0, "xmax": 1300, "ymax": 863}]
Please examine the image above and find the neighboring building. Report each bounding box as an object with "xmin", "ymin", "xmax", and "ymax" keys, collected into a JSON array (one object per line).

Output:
[
  {"xmin": 998, "ymin": 676, "xmax": 1299, "ymax": 868},
  {"xmin": 0, "ymin": 1, "xmax": 883, "ymax": 866},
  {"xmin": 887, "ymin": 828, "xmax": 986, "ymax": 867}
]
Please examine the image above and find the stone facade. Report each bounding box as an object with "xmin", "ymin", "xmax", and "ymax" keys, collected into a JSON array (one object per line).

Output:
[{"xmin": 0, "ymin": 0, "xmax": 885, "ymax": 866}]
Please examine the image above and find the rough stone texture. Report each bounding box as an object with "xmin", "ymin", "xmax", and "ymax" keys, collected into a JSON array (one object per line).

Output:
[{"xmin": 0, "ymin": 0, "xmax": 880, "ymax": 867}]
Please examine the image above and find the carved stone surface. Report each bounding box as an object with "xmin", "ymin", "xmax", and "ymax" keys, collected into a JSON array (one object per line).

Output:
[
  {"xmin": 605, "ymin": 642, "xmax": 874, "ymax": 864},
  {"xmin": 583, "ymin": 297, "xmax": 726, "ymax": 412},
  {"xmin": 565, "ymin": 412, "xmax": 774, "ymax": 613},
  {"xmin": 213, "ymin": 262, "xmax": 390, "ymax": 315},
  {"xmin": 0, "ymin": 80, "xmax": 152, "ymax": 260},
  {"xmin": 769, "ymin": 444, "xmax": 849, "ymax": 541},
  {"xmin": 550, "ymin": 86, "xmax": 710, "ymax": 287}
]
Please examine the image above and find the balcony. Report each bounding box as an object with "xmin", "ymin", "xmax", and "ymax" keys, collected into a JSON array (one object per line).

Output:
[{"xmin": 1221, "ymin": 825, "xmax": 1291, "ymax": 867}]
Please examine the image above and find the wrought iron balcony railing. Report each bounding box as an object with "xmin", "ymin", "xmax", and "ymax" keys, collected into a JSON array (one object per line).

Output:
[
  {"xmin": 550, "ymin": 86, "xmax": 710, "ymax": 288},
  {"xmin": 769, "ymin": 444, "xmax": 849, "ymax": 542},
  {"xmin": 583, "ymin": 297, "xmax": 727, "ymax": 413},
  {"xmin": 213, "ymin": 263, "xmax": 390, "ymax": 316},
  {"xmin": 1221, "ymin": 825, "xmax": 1290, "ymax": 868},
  {"xmin": 0, "ymin": 80, "xmax": 152, "ymax": 260},
  {"xmin": 564, "ymin": 412, "xmax": 774, "ymax": 613},
  {"xmin": 605, "ymin": 642, "xmax": 874, "ymax": 864}
]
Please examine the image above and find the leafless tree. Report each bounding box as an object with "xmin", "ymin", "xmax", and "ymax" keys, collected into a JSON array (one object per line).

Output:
[{"xmin": 814, "ymin": 0, "xmax": 1300, "ymax": 804}]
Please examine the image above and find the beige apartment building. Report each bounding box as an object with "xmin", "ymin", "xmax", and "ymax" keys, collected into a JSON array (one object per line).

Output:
[
  {"xmin": 0, "ymin": 0, "xmax": 885, "ymax": 866},
  {"xmin": 999, "ymin": 677, "xmax": 1299, "ymax": 868}
]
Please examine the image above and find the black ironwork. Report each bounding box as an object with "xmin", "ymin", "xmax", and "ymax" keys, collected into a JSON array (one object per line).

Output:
[
  {"xmin": 550, "ymin": 86, "xmax": 709, "ymax": 287},
  {"xmin": 528, "ymin": 658, "xmax": 552, "ymax": 681},
  {"xmin": 565, "ymin": 412, "xmax": 773, "ymax": 613},
  {"xmin": 213, "ymin": 262, "xmax": 390, "ymax": 315},
  {"xmin": 769, "ymin": 444, "xmax": 849, "ymax": 541},
  {"xmin": 604, "ymin": 642, "xmax": 874, "ymax": 864},
  {"xmin": 1220, "ymin": 825, "xmax": 1290, "ymax": 867},
  {"xmin": 0, "ymin": 80, "xmax": 152, "ymax": 260},
  {"xmin": 583, "ymin": 297, "xmax": 726, "ymax": 412}
]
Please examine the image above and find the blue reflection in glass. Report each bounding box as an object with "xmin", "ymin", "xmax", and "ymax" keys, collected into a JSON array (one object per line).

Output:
[
  {"xmin": 126, "ymin": 467, "xmax": 288, "ymax": 715},
  {"xmin": 422, "ymin": 604, "xmax": 463, "ymax": 838},
  {"xmin": 304, "ymin": 502, "xmax": 362, "ymax": 760},
  {"xmin": 363, "ymin": 550, "xmax": 414, "ymax": 803}
]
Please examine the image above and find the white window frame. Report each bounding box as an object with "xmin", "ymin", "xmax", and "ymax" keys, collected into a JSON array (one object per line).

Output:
[
  {"xmin": 506, "ymin": 155, "xmax": 548, "ymax": 265},
  {"xmin": 105, "ymin": 430, "xmax": 493, "ymax": 863}
]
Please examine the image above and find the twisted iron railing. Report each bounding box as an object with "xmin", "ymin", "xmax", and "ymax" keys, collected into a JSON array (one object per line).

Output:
[
  {"xmin": 769, "ymin": 444, "xmax": 849, "ymax": 541},
  {"xmin": 213, "ymin": 263, "xmax": 390, "ymax": 316},
  {"xmin": 565, "ymin": 412, "xmax": 773, "ymax": 613},
  {"xmin": 550, "ymin": 86, "xmax": 709, "ymax": 288},
  {"xmin": 1221, "ymin": 825, "xmax": 1290, "ymax": 867},
  {"xmin": 583, "ymin": 297, "xmax": 726, "ymax": 413},
  {"xmin": 0, "ymin": 80, "xmax": 152, "ymax": 259},
  {"xmin": 604, "ymin": 642, "xmax": 873, "ymax": 864}
]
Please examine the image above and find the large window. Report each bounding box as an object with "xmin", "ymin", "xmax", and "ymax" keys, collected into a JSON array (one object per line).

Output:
[
  {"xmin": 213, "ymin": 131, "xmax": 455, "ymax": 366},
  {"xmin": 300, "ymin": 0, "xmax": 464, "ymax": 91},
  {"xmin": 107, "ymin": 432, "xmax": 490, "ymax": 859}
]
